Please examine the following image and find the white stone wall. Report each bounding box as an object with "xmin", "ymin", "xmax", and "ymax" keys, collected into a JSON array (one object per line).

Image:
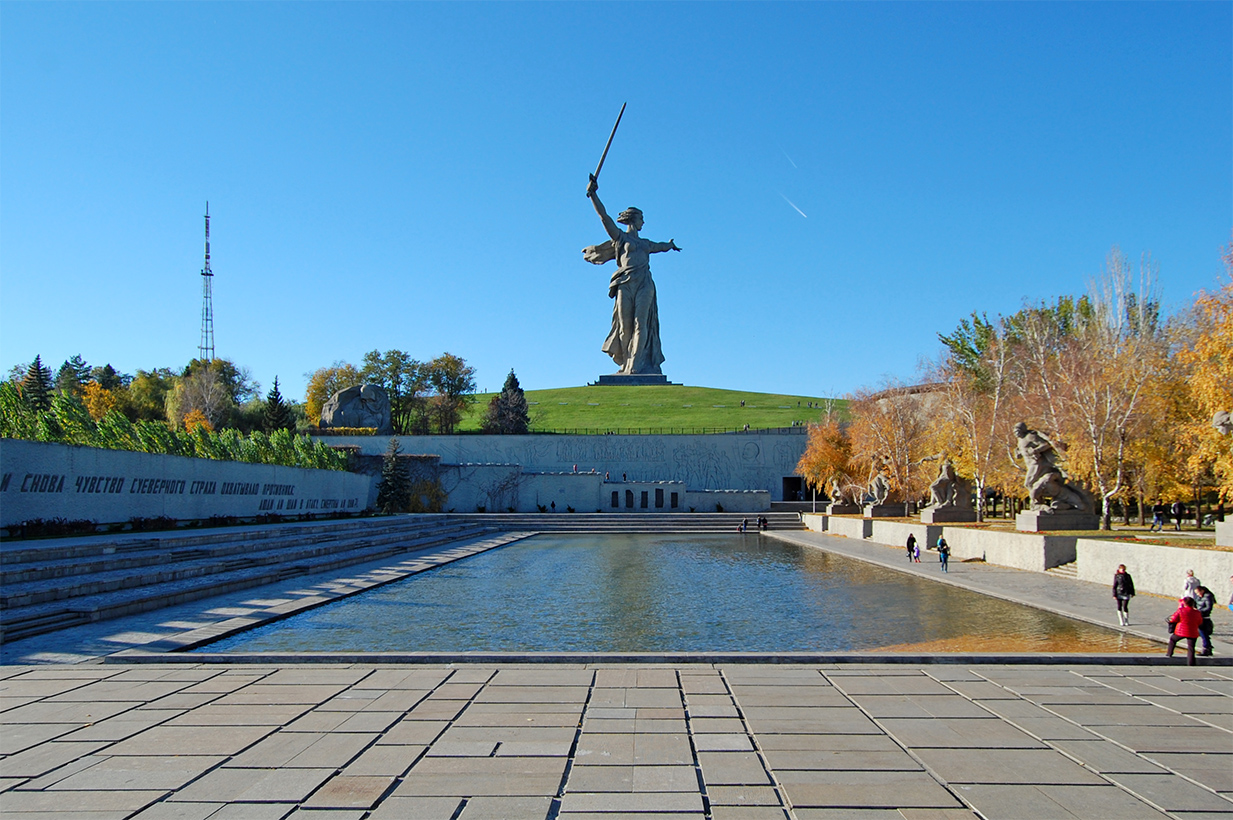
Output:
[
  {"xmin": 1218, "ymin": 520, "xmax": 1232, "ymax": 548},
  {"xmin": 1076, "ymin": 538, "xmax": 1233, "ymax": 599},
  {"xmin": 799, "ymin": 512, "xmax": 1075, "ymax": 572},
  {"xmin": 826, "ymin": 516, "xmax": 872, "ymax": 540},
  {"xmin": 870, "ymin": 520, "xmax": 943, "ymax": 552},
  {"xmin": 0, "ymin": 439, "xmax": 372, "ymax": 530},
  {"xmin": 321, "ymin": 432, "xmax": 807, "ymax": 500},
  {"xmin": 932, "ymin": 527, "xmax": 1076, "ymax": 572},
  {"xmin": 685, "ymin": 489, "xmax": 771, "ymax": 513}
]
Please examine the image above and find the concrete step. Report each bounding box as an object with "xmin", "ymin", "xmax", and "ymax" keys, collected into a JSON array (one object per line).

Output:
[
  {"xmin": 1048, "ymin": 561, "xmax": 1079, "ymax": 578},
  {"xmin": 0, "ymin": 516, "xmax": 439, "ymax": 569},
  {"xmin": 0, "ymin": 522, "xmax": 486, "ymax": 608},
  {"xmin": 0, "ymin": 523, "xmax": 494, "ymax": 644},
  {"xmin": 0, "ymin": 517, "xmax": 482, "ymax": 588}
]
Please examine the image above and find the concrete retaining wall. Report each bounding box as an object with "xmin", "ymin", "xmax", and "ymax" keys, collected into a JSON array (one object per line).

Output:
[
  {"xmin": 1076, "ymin": 538, "xmax": 1233, "ymax": 599},
  {"xmin": 827, "ymin": 516, "xmax": 872, "ymax": 539},
  {"xmin": 801, "ymin": 513, "xmax": 827, "ymax": 532},
  {"xmin": 0, "ymin": 439, "xmax": 372, "ymax": 530},
  {"xmin": 799, "ymin": 512, "xmax": 1075, "ymax": 573},
  {"xmin": 318, "ymin": 432, "xmax": 806, "ymax": 501},
  {"xmin": 871, "ymin": 520, "xmax": 942, "ymax": 552},
  {"xmin": 1218, "ymin": 521, "xmax": 1232, "ymax": 548},
  {"xmin": 940, "ymin": 528, "xmax": 1076, "ymax": 572}
]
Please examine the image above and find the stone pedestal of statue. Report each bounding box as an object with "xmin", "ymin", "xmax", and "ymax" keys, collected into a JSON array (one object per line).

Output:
[
  {"xmin": 1016, "ymin": 510, "xmax": 1099, "ymax": 532},
  {"xmin": 921, "ymin": 508, "xmax": 978, "ymax": 524},
  {"xmin": 827, "ymin": 503, "xmax": 861, "ymax": 516},
  {"xmin": 1216, "ymin": 520, "xmax": 1232, "ymax": 548},
  {"xmin": 864, "ymin": 504, "xmax": 903, "ymax": 519},
  {"xmin": 593, "ymin": 374, "xmax": 674, "ymax": 386}
]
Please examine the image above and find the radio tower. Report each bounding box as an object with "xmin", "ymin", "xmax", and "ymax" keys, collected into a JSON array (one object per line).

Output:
[{"xmin": 198, "ymin": 203, "xmax": 215, "ymax": 361}]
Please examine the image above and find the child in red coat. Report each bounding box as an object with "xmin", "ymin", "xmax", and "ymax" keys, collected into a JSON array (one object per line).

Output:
[{"xmin": 1166, "ymin": 597, "xmax": 1204, "ymax": 666}]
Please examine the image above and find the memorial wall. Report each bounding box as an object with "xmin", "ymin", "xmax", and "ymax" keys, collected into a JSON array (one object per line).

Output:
[
  {"xmin": 323, "ymin": 432, "xmax": 807, "ymax": 502},
  {"xmin": 0, "ymin": 439, "xmax": 373, "ymax": 531}
]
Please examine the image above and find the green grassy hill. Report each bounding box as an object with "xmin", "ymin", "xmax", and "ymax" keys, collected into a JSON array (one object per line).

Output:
[{"xmin": 459, "ymin": 384, "xmax": 845, "ymax": 433}]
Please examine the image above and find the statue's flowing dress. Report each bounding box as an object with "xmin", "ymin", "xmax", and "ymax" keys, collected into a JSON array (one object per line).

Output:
[{"xmin": 583, "ymin": 231, "xmax": 666, "ymax": 375}]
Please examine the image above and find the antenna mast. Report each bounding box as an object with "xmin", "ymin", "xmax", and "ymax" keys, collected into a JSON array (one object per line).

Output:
[{"xmin": 198, "ymin": 203, "xmax": 215, "ymax": 361}]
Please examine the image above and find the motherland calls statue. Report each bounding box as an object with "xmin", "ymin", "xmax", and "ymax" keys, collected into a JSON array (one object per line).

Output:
[
  {"xmin": 580, "ymin": 106, "xmax": 680, "ymax": 377},
  {"xmin": 1013, "ymin": 421, "xmax": 1092, "ymax": 514},
  {"xmin": 583, "ymin": 178, "xmax": 679, "ymax": 375}
]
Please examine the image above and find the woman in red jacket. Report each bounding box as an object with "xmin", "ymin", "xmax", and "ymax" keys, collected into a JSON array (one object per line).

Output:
[{"xmin": 1166, "ymin": 597, "xmax": 1204, "ymax": 665}]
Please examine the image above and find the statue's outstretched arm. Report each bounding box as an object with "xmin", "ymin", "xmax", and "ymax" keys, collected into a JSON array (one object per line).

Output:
[
  {"xmin": 587, "ymin": 177, "xmax": 621, "ymax": 241},
  {"xmin": 649, "ymin": 239, "xmax": 681, "ymax": 253}
]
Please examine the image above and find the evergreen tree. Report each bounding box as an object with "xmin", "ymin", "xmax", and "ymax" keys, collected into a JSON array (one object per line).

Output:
[
  {"xmin": 20, "ymin": 356, "xmax": 53, "ymax": 412},
  {"xmin": 263, "ymin": 376, "xmax": 295, "ymax": 433},
  {"xmin": 55, "ymin": 355, "xmax": 91, "ymax": 397},
  {"xmin": 376, "ymin": 437, "xmax": 412, "ymax": 514},
  {"xmin": 482, "ymin": 369, "xmax": 530, "ymax": 434}
]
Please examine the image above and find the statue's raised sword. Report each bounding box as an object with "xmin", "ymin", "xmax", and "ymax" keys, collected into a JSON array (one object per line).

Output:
[{"xmin": 587, "ymin": 102, "xmax": 626, "ymax": 198}]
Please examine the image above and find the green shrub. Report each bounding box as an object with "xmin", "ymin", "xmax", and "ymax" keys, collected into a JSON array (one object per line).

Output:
[{"xmin": 0, "ymin": 382, "xmax": 347, "ymax": 472}]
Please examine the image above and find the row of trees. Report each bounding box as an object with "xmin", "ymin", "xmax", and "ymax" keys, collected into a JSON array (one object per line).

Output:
[
  {"xmin": 0, "ymin": 381, "xmax": 347, "ymax": 471},
  {"xmin": 9, "ymin": 355, "xmax": 298, "ymax": 435},
  {"xmin": 305, "ymin": 351, "xmax": 477, "ymax": 435},
  {"xmin": 799, "ymin": 243, "xmax": 1233, "ymax": 529}
]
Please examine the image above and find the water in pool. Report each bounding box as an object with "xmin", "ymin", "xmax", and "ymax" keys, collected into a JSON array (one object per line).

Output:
[{"xmin": 201, "ymin": 534, "xmax": 1158, "ymax": 653}]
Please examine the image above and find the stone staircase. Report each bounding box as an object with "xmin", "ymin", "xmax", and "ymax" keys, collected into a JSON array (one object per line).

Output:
[
  {"xmin": 0, "ymin": 516, "xmax": 494, "ymax": 644},
  {"xmin": 1047, "ymin": 561, "xmax": 1079, "ymax": 579}
]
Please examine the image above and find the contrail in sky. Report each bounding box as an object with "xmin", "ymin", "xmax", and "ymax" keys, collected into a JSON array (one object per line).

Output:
[
  {"xmin": 779, "ymin": 193, "xmax": 807, "ymax": 218},
  {"xmin": 781, "ymin": 149, "xmax": 798, "ymax": 169}
]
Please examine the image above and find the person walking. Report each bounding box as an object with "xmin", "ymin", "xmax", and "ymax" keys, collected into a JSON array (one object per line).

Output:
[
  {"xmin": 1112, "ymin": 564, "xmax": 1135, "ymax": 626},
  {"xmin": 913, "ymin": 540, "xmax": 921, "ymax": 563},
  {"xmin": 1172, "ymin": 500, "xmax": 1186, "ymax": 531},
  {"xmin": 1194, "ymin": 585, "xmax": 1216, "ymax": 656},
  {"xmin": 1182, "ymin": 570, "xmax": 1201, "ymax": 601},
  {"xmin": 906, "ymin": 533, "xmax": 916, "ymax": 563},
  {"xmin": 937, "ymin": 537, "xmax": 950, "ymax": 573},
  {"xmin": 1166, "ymin": 597, "xmax": 1204, "ymax": 665},
  {"xmin": 1150, "ymin": 501, "xmax": 1165, "ymax": 532}
]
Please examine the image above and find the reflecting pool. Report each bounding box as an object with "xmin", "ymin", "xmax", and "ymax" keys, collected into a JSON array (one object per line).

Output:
[{"xmin": 201, "ymin": 534, "xmax": 1159, "ymax": 653}]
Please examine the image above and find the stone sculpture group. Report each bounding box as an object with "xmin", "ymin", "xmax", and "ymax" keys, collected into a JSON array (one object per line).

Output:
[
  {"xmin": 1012, "ymin": 421, "xmax": 1093, "ymax": 515},
  {"xmin": 319, "ymin": 384, "xmax": 393, "ymax": 435}
]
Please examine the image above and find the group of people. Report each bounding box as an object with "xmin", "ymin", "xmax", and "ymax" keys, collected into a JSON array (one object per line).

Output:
[
  {"xmin": 904, "ymin": 534, "xmax": 950, "ymax": 571},
  {"xmin": 738, "ymin": 516, "xmax": 769, "ymax": 533},
  {"xmin": 1148, "ymin": 500, "xmax": 1189, "ymax": 532},
  {"xmin": 1113, "ymin": 565, "xmax": 1226, "ymax": 665}
]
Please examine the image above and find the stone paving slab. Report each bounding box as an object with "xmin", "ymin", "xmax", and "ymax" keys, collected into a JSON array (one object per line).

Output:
[{"xmin": 1, "ymin": 661, "xmax": 1223, "ymax": 818}]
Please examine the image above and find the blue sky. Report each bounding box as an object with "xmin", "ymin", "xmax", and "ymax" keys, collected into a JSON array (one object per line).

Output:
[{"xmin": 2, "ymin": 2, "xmax": 1229, "ymax": 402}]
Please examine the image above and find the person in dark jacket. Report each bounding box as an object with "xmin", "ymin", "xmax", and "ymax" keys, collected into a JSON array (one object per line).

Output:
[
  {"xmin": 937, "ymin": 537, "xmax": 950, "ymax": 573},
  {"xmin": 1112, "ymin": 564, "xmax": 1135, "ymax": 626},
  {"xmin": 1171, "ymin": 500, "xmax": 1185, "ymax": 531},
  {"xmin": 1194, "ymin": 586, "xmax": 1216, "ymax": 656},
  {"xmin": 906, "ymin": 533, "xmax": 916, "ymax": 563},
  {"xmin": 1166, "ymin": 597, "xmax": 1204, "ymax": 665},
  {"xmin": 1150, "ymin": 501, "xmax": 1166, "ymax": 532}
]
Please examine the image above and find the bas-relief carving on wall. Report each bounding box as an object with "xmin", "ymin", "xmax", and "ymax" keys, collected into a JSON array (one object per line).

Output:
[
  {"xmin": 386, "ymin": 434, "xmax": 805, "ymax": 497},
  {"xmin": 672, "ymin": 442, "xmax": 737, "ymax": 491},
  {"xmin": 555, "ymin": 438, "xmax": 667, "ymax": 465}
]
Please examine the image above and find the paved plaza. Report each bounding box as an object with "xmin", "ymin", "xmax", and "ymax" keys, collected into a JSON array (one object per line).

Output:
[
  {"xmin": 1, "ymin": 525, "xmax": 1231, "ymax": 818},
  {"xmin": 1, "ymin": 660, "xmax": 1231, "ymax": 819}
]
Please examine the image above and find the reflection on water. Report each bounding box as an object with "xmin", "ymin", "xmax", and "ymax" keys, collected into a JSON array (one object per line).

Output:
[{"xmin": 201, "ymin": 534, "xmax": 1161, "ymax": 654}]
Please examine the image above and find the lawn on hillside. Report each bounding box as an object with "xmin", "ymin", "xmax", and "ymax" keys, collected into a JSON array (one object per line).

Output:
[{"xmin": 458, "ymin": 385, "xmax": 845, "ymax": 433}]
